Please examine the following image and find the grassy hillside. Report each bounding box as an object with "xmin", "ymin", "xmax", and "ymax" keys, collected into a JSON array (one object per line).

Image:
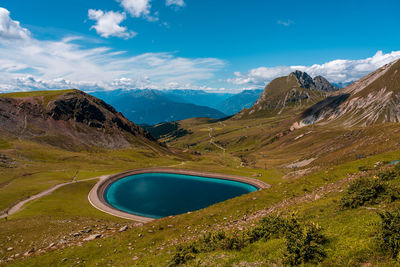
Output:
[
  {"xmin": 0, "ymin": 90, "xmax": 77, "ymax": 109},
  {"xmin": 0, "ymin": 136, "xmax": 184, "ymax": 262},
  {"xmin": 0, "ymin": 89, "xmax": 76, "ymax": 99},
  {"xmin": 3, "ymin": 143, "xmax": 400, "ymax": 266}
]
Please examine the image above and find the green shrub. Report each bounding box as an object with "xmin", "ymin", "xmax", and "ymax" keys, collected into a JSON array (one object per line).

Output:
[
  {"xmin": 200, "ymin": 231, "xmax": 226, "ymax": 249},
  {"xmin": 358, "ymin": 166, "xmax": 369, "ymax": 172},
  {"xmin": 248, "ymin": 215, "xmax": 289, "ymax": 242},
  {"xmin": 201, "ymin": 230, "xmax": 249, "ymax": 251},
  {"xmin": 394, "ymin": 163, "xmax": 400, "ymax": 175},
  {"xmin": 284, "ymin": 222, "xmax": 327, "ymax": 266},
  {"xmin": 169, "ymin": 243, "xmax": 199, "ymax": 266},
  {"xmin": 340, "ymin": 178, "xmax": 397, "ymax": 209},
  {"xmin": 170, "ymin": 230, "xmax": 249, "ymax": 265},
  {"xmin": 169, "ymin": 215, "xmax": 328, "ymax": 266},
  {"xmin": 377, "ymin": 171, "xmax": 397, "ymax": 181},
  {"xmin": 221, "ymin": 231, "xmax": 248, "ymax": 250},
  {"xmin": 377, "ymin": 209, "xmax": 400, "ymax": 258}
]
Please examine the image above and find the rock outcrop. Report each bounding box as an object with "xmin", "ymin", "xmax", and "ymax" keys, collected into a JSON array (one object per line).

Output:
[
  {"xmin": 313, "ymin": 76, "xmax": 339, "ymax": 92},
  {"xmin": 292, "ymin": 70, "xmax": 315, "ymax": 90},
  {"xmin": 292, "ymin": 71, "xmax": 339, "ymax": 92}
]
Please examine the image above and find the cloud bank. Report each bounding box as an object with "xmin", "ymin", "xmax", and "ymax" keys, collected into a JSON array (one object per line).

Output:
[
  {"xmin": 0, "ymin": 7, "xmax": 224, "ymax": 93},
  {"xmin": 228, "ymin": 50, "xmax": 400, "ymax": 88},
  {"xmin": 0, "ymin": 37, "xmax": 225, "ymax": 92}
]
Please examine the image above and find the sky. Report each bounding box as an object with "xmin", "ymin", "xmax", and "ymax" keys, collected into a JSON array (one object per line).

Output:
[{"xmin": 0, "ymin": 0, "xmax": 400, "ymax": 93}]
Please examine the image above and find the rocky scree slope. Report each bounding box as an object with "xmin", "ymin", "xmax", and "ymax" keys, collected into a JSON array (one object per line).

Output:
[
  {"xmin": 0, "ymin": 89, "xmax": 157, "ymax": 150},
  {"xmin": 298, "ymin": 59, "xmax": 400, "ymax": 127}
]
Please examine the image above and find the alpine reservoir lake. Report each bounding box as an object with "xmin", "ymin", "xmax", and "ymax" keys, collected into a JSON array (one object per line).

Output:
[{"xmin": 104, "ymin": 172, "xmax": 258, "ymax": 219}]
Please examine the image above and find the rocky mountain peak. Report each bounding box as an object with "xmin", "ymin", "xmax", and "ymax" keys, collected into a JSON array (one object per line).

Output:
[
  {"xmin": 291, "ymin": 70, "xmax": 315, "ymax": 89},
  {"xmin": 290, "ymin": 70, "xmax": 339, "ymax": 92},
  {"xmin": 313, "ymin": 76, "xmax": 338, "ymax": 92}
]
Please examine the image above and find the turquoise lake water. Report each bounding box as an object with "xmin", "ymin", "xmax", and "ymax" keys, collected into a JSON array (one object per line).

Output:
[{"xmin": 104, "ymin": 172, "xmax": 257, "ymax": 219}]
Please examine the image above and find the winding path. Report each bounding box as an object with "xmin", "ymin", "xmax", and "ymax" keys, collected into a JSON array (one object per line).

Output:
[
  {"xmin": 208, "ymin": 127, "xmax": 226, "ymax": 153},
  {"xmin": 0, "ymin": 162, "xmax": 191, "ymax": 219},
  {"xmin": 0, "ymin": 175, "xmax": 108, "ymax": 219},
  {"xmin": 0, "ymin": 166, "xmax": 270, "ymax": 222}
]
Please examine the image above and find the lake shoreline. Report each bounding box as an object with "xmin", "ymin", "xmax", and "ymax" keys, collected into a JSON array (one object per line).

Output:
[{"xmin": 88, "ymin": 168, "xmax": 270, "ymax": 223}]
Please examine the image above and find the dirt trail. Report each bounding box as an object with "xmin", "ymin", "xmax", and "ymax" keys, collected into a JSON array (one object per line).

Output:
[
  {"xmin": 0, "ymin": 175, "xmax": 107, "ymax": 219},
  {"xmin": 208, "ymin": 127, "xmax": 226, "ymax": 153},
  {"xmin": 168, "ymin": 161, "xmax": 186, "ymax": 167}
]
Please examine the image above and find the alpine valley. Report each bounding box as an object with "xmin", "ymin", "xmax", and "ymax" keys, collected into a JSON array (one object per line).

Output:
[{"xmin": 1, "ymin": 58, "xmax": 400, "ymax": 266}]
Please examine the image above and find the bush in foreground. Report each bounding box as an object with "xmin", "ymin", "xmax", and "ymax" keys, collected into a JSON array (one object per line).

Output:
[
  {"xmin": 284, "ymin": 222, "xmax": 327, "ymax": 266},
  {"xmin": 169, "ymin": 215, "xmax": 327, "ymax": 266},
  {"xmin": 377, "ymin": 170, "xmax": 397, "ymax": 181},
  {"xmin": 247, "ymin": 215, "xmax": 290, "ymax": 242},
  {"xmin": 170, "ymin": 244, "xmax": 199, "ymax": 266},
  {"xmin": 376, "ymin": 209, "xmax": 400, "ymax": 259},
  {"xmin": 340, "ymin": 178, "xmax": 398, "ymax": 209}
]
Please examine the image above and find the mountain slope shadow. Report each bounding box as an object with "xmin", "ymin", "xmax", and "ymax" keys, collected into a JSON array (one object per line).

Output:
[
  {"xmin": 301, "ymin": 93, "xmax": 350, "ymax": 124},
  {"xmin": 144, "ymin": 122, "xmax": 192, "ymax": 140}
]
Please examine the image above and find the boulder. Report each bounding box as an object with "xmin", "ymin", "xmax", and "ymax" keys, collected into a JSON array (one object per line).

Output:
[{"xmin": 83, "ymin": 234, "xmax": 103, "ymax": 241}]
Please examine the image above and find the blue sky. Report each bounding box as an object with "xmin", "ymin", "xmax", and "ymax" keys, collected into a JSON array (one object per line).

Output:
[{"xmin": 0, "ymin": 0, "xmax": 400, "ymax": 92}]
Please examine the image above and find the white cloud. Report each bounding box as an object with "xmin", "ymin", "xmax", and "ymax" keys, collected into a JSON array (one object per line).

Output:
[
  {"xmin": 0, "ymin": 37, "xmax": 225, "ymax": 90},
  {"xmin": 0, "ymin": 7, "xmax": 30, "ymax": 41},
  {"xmin": 277, "ymin": 19, "xmax": 294, "ymax": 27},
  {"xmin": 228, "ymin": 50, "xmax": 400, "ymax": 88},
  {"xmin": 118, "ymin": 0, "xmax": 152, "ymax": 18},
  {"xmin": 166, "ymin": 0, "xmax": 185, "ymax": 7},
  {"xmin": 0, "ymin": 7, "xmax": 225, "ymax": 93},
  {"xmin": 88, "ymin": 9, "xmax": 136, "ymax": 39}
]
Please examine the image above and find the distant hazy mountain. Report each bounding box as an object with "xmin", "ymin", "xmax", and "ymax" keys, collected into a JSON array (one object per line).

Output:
[
  {"xmin": 166, "ymin": 90, "xmax": 234, "ymax": 109},
  {"xmin": 332, "ymin": 81, "xmax": 354, "ymax": 88},
  {"xmin": 91, "ymin": 89, "xmax": 227, "ymax": 125},
  {"xmin": 217, "ymin": 89, "xmax": 263, "ymax": 115}
]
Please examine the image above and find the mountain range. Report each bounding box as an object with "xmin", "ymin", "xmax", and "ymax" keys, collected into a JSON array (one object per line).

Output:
[
  {"xmin": 91, "ymin": 89, "xmax": 262, "ymax": 125},
  {"xmin": 216, "ymin": 89, "xmax": 263, "ymax": 115}
]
